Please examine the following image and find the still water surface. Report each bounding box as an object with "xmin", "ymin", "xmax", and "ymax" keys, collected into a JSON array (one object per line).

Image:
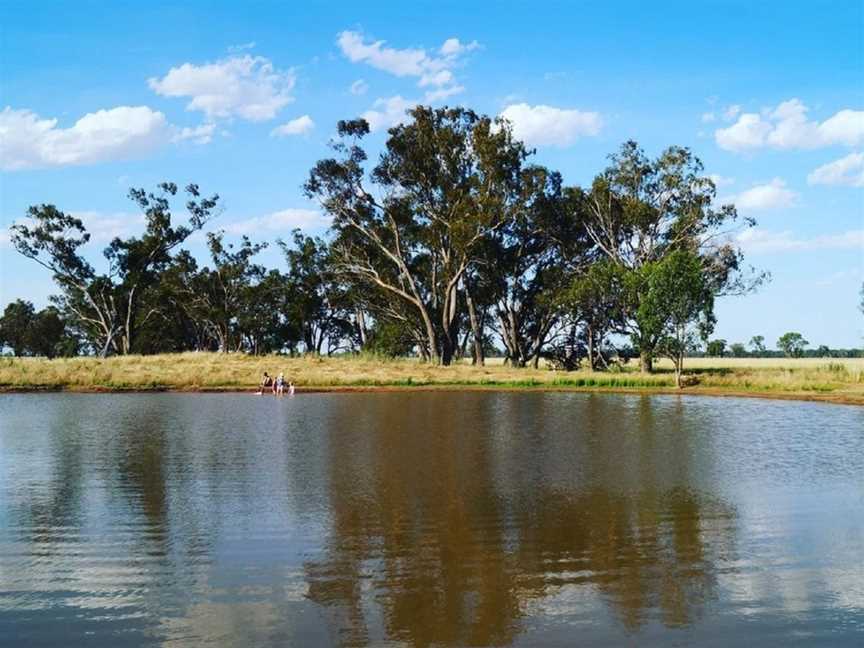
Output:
[{"xmin": 0, "ymin": 392, "xmax": 862, "ymax": 646}]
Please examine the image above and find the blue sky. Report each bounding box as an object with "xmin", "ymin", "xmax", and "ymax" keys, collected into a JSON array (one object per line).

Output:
[{"xmin": 1, "ymin": 0, "xmax": 862, "ymax": 347}]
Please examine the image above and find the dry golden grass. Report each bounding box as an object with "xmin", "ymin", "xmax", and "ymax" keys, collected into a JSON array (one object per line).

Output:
[{"xmin": 1, "ymin": 352, "xmax": 862, "ymax": 404}]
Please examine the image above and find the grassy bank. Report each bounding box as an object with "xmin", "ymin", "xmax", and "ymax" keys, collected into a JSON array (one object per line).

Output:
[{"xmin": 1, "ymin": 353, "xmax": 862, "ymax": 404}]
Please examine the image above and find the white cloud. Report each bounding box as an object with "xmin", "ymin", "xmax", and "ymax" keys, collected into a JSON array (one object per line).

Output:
[
  {"xmin": 227, "ymin": 41, "xmax": 256, "ymax": 53},
  {"xmin": 337, "ymin": 31, "xmax": 428, "ymax": 77},
  {"xmin": 498, "ymin": 103, "xmax": 602, "ymax": 147},
  {"xmin": 73, "ymin": 211, "xmax": 146, "ymax": 242},
  {"xmin": 807, "ymin": 152, "xmax": 864, "ymax": 187},
  {"xmin": 349, "ymin": 79, "xmax": 369, "ymax": 95},
  {"xmin": 715, "ymin": 99, "xmax": 864, "ymax": 152},
  {"xmin": 1, "ymin": 211, "xmax": 144, "ymax": 247},
  {"xmin": 423, "ymin": 85, "xmax": 465, "ymax": 103},
  {"xmin": 701, "ymin": 112, "xmax": 716, "ymax": 123},
  {"xmin": 439, "ymin": 38, "xmax": 479, "ymax": 57},
  {"xmin": 361, "ymin": 96, "xmax": 417, "ymax": 132},
  {"xmin": 736, "ymin": 227, "xmax": 864, "ymax": 253},
  {"xmin": 714, "ymin": 113, "xmax": 772, "ymax": 152},
  {"xmin": 727, "ymin": 178, "xmax": 799, "ymax": 211},
  {"xmin": 723, "ymin": 104, "xmax": 741, "ymax": 121},
  {"xmin": 336, "ymin": 31, "xmax": 474, "ymax": 101},
  {"xmin": 709, "ymin": 174, "xmax": 735, "ymax": 187},
  {"xmin": 0, "ymin": 105, "xmax": 171, "ymax": 171},
  {"xmin": 223, "ymin": 209, "xmax": 329, "ymax": 235},
  {"xmin": 270, "ymin": 115, "xmax": 314, "ymax": 137},
  {"xmin": 148, "ymin": 55, "xmax": 295, "ymax": 121},
  {"xmin": 172, "ymin": 122, "xmax": 217, "ymax": 145}
]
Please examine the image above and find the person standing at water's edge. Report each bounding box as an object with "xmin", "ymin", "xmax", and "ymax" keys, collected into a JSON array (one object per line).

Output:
[
  {"xmin": 276, "ymin": 372, "xmax": 285, "ymax": 395},
  {"xmin": 257, "ymin": 372, "xmax": 272, "ymax": 395}
]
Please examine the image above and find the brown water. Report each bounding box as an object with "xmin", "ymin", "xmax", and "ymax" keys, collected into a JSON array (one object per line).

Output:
[{"xmin": 0, "ymin": 392, "xmax": 862, "ymax": 647}]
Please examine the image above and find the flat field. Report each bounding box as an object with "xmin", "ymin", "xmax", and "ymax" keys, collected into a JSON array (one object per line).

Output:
[{"xmin": 1, "ymin": 353, "xmax": 861, "ymax": 405}]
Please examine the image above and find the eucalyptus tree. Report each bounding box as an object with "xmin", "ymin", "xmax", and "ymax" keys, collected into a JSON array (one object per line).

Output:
[
  {"xmin": 579, "ymin": 141, "xmax": 763, "ymax": 371},
  {"xmin": 482, "ymin": 167, "xmax": 582, "ymax": 368},
  {"xmin": 305, "ymin": 106, "xmax": 531, "ymax": 365},
  {"xmin": 651, "ymin": 250, "xmax": 716, "ymax": 387},
  {"xmin": 777, "ymin": 332, "xmax": 808, "ymax": 358},
  {"xmin": 749, "ymin": 335, "xmax": 766, "ymax": 355},
  {"xmin": 0, "ymin": 300, "xmax": 75, "ymax": 358},
  {"xmin": 193, "ymin": 232, "xmax": 268, "ymax": 353},
  {"xmin": 11, "ymin": 183, "xmax": 219, "ymax": 356},
  {"xmin": 279, "ymin": 230, "xmax": 355, "ymax": 355},
  {"xmin": 0, "ymin": 299, "xmax": 35, "ymax": 356},
  {"xmin": 564, "ymin": 260, "xmax": 625, "ymax": 370}
]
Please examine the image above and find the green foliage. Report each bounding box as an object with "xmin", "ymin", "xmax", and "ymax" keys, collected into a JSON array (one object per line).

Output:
[
  {"xmin": 0, "ymin": 300, "xmax": 35, "ymax": 356},
  {"xmin": 646, "ymin": 250, "xmax": 715, "ymax": 385},
  {"xmin": 706, "ymin": 339, "xmax": 727, "ymax": 357},
  {"xmin": 365, "ymin": 320, "xmax": 416, "ymax": 357},
  {"xmin": 778, "ymin": 332, "xmax": 809, "ymax": 358},
  {"xmin": 730, "ymin": 343, "xmax": 747, "ymax": 358},
  {"xmin": 749, "ymin": 335, "xmax": 766, "ymax": 355},
  {"xmin": 9, "ymin": 107, "xmax": 764, "ymax": 368},
  {"xmin": 12, "ymin": 184, "xmax": 219, "ymax": 356},
  {"xmin": 0, "ymin": 300, "xmax": 75, "ymax": 358},
  {"xmin": 577, "ymin": 141, "xmax": 764, "ymax": 371}
]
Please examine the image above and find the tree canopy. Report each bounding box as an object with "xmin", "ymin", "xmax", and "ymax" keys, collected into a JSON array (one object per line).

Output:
[{"xmin": 5, "ymin": 104, "xmax": 784, "ymax": 380}]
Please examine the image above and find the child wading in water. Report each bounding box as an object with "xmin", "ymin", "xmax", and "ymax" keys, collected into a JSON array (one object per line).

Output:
[{"xmin": 275, "ymin": 372, "xmax": 285, "ymax": 395}]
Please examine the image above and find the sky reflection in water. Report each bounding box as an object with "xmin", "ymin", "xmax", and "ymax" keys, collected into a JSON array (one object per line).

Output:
[{"xmin": 0, "ymin": 392, "xmax": 862, "ymax": 646}]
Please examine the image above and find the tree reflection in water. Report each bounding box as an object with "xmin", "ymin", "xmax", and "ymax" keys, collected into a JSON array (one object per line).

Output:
[{"xmin": 305, "ymin": 393, "xmax": 738, "ymax": 647}]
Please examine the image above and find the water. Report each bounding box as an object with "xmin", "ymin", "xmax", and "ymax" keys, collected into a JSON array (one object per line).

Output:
[{"xmin": 0, "ymin": 392, "xmax": 862, "ymax": 647}]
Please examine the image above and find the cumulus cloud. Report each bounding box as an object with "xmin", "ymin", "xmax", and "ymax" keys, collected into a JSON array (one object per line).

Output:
[
  {"xmin": 148, "ymin": 55, "xmax": 295, "ymax": 121},
  {"xmin": 270, "ymin": 115, "xmax": 315, "ymax": 137},
  {"xmin": 336, "ymin": 31, "xmax": 475, "ymax": 101},
  {"xmin": 439, "ymin": 37, "xmax": 479, "ymax": 57},
  {"xmin": 349, "ymin": 79, "xmax": 369, "ymax": 95},
  {"xmin": 423, "ymin": 85, "xmax": 465, "ymax": 103},
  {"xmin": 726, "ymin": 178, "xmax": 799, "ymax": 211},
  {"xmin": 708, "ymin": 174, "xmax": 735, "ymax": 187},
  {"xmin": 715, "ymin": 99, "xmax": 864, "ymax": 152},
  {"xmin": 361, "ymin": 96, "xmax": 417, "ymax": 132},
  {"xmin": 172, "ymin": 122, "xmax": 217, "ymax": 145},
  {"xmin": 736, "ymin": 227, "xmax": 864, "ymax": 253},
  {"xmin": 74, "ymin": 211, "xmax": 146, "ymax": 242},
  {"xmin": 807, "ymin": 152, "xmax": 864, "ymax": 187},
  {"xmin": 0, "ymin": 105, "xmax": 173, "ymax": 170},
  {"xmin": 1, "ymin": 211, "xmax": 144, "ymax": 247},
  {"xmin": 498, "ymin": 103, "xmax": 602, "ymax": 147},
  {"xmin": 223, "ymin": 209, "xmax": 329, "ymax": 234}
]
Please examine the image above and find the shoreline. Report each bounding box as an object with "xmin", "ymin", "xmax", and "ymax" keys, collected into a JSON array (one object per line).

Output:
[{"xmin": 2, "ymin": 383, "xmax": 861, "ymax": 406}]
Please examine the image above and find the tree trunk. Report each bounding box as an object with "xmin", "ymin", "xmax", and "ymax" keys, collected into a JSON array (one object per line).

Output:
[
  {"xmin": 586, "ymin": 324, "xmax": 595, "ymax": 371},
  {"xmin": 465, "ymin": 290, "xmax": 484, "ymax": 366},
  {"xmin": 355, "ymin": 308, "xmax": 368, "ymax": 348},
  {"xmin": 640, "ymin": 349, "xmax": 653, "ymax": 373},
  {"xmin": 440, "ymin": 336, "xmax": 455, "ymax": 366},
  {"xmin": 100, "ymin": 328, "xmax": 116, "ymax": 358}
]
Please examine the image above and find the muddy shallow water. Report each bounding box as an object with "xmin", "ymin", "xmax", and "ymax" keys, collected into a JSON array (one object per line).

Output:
[{"xmin": 1, "ymin": 392, "xmax": 862, "ymax": 646}]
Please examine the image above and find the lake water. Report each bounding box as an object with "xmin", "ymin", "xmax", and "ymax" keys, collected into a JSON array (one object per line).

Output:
[{"xmin": 0, "ymin": 392, "xmax": 862, "ymax": 647}]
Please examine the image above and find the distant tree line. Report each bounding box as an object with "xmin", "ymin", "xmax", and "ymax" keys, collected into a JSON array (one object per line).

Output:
[
  {"xmin": 696, "ymin": 334, "xmax": 862, "ymax": 359},
  {"xmin": 13, "ymin": 106, "xmax": 859, "ymax": 379}
]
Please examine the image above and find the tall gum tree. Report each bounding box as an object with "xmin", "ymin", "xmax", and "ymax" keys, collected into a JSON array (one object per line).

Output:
[
  {"xmin": 577, "ymin": 141, "xmax": 765, "ymax": 372},
  {"xmin": 305, "ymin": 107, "xmax": 531, "ymax": 365},
  {"xmin": 12, "ymin": 183, "xmax": 219, "ymax": 357}
]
